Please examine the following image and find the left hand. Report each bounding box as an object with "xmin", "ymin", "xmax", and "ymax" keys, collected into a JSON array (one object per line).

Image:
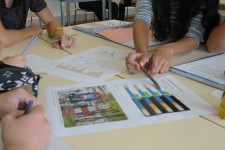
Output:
[
  {"xmin": 52, "ymin": 32, "xmax": 76, "ymax": 49},
  {"xmin": 148, "ymin": 45, "xmax": 173, "ymax": 75},
  {"xmin": 2, "ymin": 55, "xmax": 26, "ymax": 67}
]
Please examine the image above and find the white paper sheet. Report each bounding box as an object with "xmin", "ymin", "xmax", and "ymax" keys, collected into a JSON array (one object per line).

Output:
[
  {"xmin": 45, "ymin": 75, "xmax": 217, "ymax": 137},
  {"xmin": 42, "ymin": 46, "xmax": 133, "ymax": 83},
  {"xmin": 26, "ymin": 54, "xmax": 54, "ymax": 72}
]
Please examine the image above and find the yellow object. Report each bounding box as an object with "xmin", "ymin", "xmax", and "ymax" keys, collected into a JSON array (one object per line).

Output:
[
  {"xmin": 220, "ymin": 87, "xmax": 225, "ymax": 119},
  {"xmin": 50, "ymin": 28, "xmax": 65, "ymax": 37}
]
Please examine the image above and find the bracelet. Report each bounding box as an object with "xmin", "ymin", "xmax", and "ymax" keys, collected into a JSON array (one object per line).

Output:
[{"xmin": 50, "ymin": 28, "xmax": 65, "ymax": 37}]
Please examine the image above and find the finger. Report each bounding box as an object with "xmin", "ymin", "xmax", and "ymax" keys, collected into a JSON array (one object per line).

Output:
[
  {"xmin": 2, "ymin": 110, "xmax": 24, "ymax": 121},
  {"xmin": 29, "ymin": 105, "xmax": 45, "ymax": 117},
  {"xmin": 149, "ymin": 57, "xmax": 159, "ymax": 75},
  {"xmin": 159, "ymin": 61, "xmax": 171, "ymax": 73},
  {"xmin": 70, "ymin": 38, "xmax": 76, "ymax": 48},
  {"xmin": 139, "ymin": 55, "xmax": 149, "ymax": 67},
  {"xmin": 66, "ymin": 38, "xmax": 74, "ymax": 47},
  {"xmin": 60, "ymin": 35, "xmax": 66, "ymax": 48}
]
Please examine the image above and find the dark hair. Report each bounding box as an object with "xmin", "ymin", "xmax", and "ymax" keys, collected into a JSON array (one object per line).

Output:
[{"xmin": 152, "ymin": 0, "xmax": 220, "ymax": 43}]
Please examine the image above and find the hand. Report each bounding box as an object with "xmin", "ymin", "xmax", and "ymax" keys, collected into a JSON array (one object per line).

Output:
[
  {"xmin": 126, "ymin": 52, "xmax": 149, "ymax": 74},
  {"xmin": 52, "ymin": 31, "xmax": 76, "ymax": 49},
  {"xmin": 1, "ymin": 105, "xmax": 51, "ymax": 150},
  {"xmin": 2, "ymin": 55, "xmax": 26, "ymax": 67},
  {"xmin": 28, "ymin": 22, "xmax": 43, "ymax": 36},
  {"xmin": 148, "ymin": 45, "xmax": 173, "ymax": 75},
  {"xmin": 0, "ymin": 88, "xmax": 39, "ymax": 119}
]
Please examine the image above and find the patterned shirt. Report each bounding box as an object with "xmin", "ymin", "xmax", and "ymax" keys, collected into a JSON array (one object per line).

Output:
[
  {"xmin": 0, "ymin": 0, "xmax": 47, "ymax": 29},
  {"xmin": 135, "ymin": 0, "xmax": 205, "ymax": 48}
]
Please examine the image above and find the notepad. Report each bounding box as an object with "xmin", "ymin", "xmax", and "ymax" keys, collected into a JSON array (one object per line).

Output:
[
  {"xmin": 73, "ymin": 20, "xmax": 133, "ymax": 35},
  {"xmin": 171, "ymin": 53, "xmax": 225, "ymax": 90}
]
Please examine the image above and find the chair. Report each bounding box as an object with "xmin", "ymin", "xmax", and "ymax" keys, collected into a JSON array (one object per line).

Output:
[
  {"xmin": 126, "ymin": 3, "xmax": 135, "ymax": 21},
  {"xmin": 218, "ymin": 3, "xmax": 225, "ymax": 10},
  {"xmin": 73, "ymin": 3, "xmax": 96, "ymax": 25},
  {"xmin": 27, "ymin": 11, "xmax": 42, "ymax": 27}
]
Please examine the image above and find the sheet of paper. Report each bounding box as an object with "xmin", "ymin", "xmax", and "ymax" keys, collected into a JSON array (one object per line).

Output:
[
  {"xmin": 45, "ymin": 75, "xmax": 217, "ymax": 137},
  {"xmin": 173, "ymin": 54, "xmax": 225, "ymax": 84},
  {"xmin": 26, "ymin": 54, "xmax": 54, "ymax": 72},
  {"xmin": 42, "ymin": 46, "xmax": 133, "ymax": 83}
]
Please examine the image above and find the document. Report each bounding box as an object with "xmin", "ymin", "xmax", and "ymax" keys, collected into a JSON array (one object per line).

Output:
[
  {"xmin": 41, "ymin": 46, "xmax": 133, "ymax": 83},
  {"xmin": 45, "ymin": 75, "xmax": 217, "ymax": 137},
  {"xmin": 26, "ymin": 54, "xmax": 54, "ymax": 72},
  {"xmin": 171, "ymin": 53, "xmax": 225, "ymax": 90}
]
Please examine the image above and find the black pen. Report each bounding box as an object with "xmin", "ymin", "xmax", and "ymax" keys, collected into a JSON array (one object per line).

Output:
[
  {"xmin": 139, "ymin": 64, "xmax": 161, "ymax": 89},
  {"xmin": 24, "ymin": 100, "xmax": 34, "ymax": 115}
]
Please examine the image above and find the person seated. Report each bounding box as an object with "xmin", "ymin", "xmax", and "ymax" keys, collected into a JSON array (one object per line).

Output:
[
  {"xmin": 78, "ymin": 1, "xmax": 118, "ymax": 21},
  {"xmin": 126, "ymin": 0, "xmax": 220, "ymax": 75},
  {"xmin": 0, "ymin": 0, "xmax": 75, "ymax": 49},
  {"xmin": 0, "ymin": 88, "xmax": 51, "ymax": 150},
  {"xmin": 207, "ymin": 20, "xmax": 225, "ymax": 53},
  {"xmin": 119, "ymin": 0, "xmax": 136, "ymax": 21}
]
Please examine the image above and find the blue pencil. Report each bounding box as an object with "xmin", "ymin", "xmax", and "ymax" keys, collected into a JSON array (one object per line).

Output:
[
  {"xmin": 22, "ymin": 36, "xmax": 38, "ymax": 55},
  {"xmin": 24, "ymin": 100, "xmax": 34, "ymax": 114}
]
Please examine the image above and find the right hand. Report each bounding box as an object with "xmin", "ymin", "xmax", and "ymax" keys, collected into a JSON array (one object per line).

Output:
[
  {"xmin": 1, "ymin": 105, "xmax": 51, "ymax": 150},
  {"xmin": 28, "ymin": 23, "xmax": 43, "ymax": 36},
  {"xmin": 0, "ymin": 88, "xmax": 39, "ymax": 119},
  {"xmin": 2, "ymin": 55, "xmax": 26, "ymax": 67},
  {"xmin": 126, "ymin": 52, "xmax": 149, "ymax": 74}
]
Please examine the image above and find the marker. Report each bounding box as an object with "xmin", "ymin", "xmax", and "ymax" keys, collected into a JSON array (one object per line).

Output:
[
  {"xmin": 22, "ymin": 36, "xmax": 38, "ymax": 55},
  {"xmin": 138, "ymin": 64, "xmax": 161, "ymax": 89},
  {"xmin": 50, "ymin": 34, "xmax": 77, "ymax": 44},
  {"xmin": 24, "ymin": 100, "xmax": 34, "ymax": 114}
]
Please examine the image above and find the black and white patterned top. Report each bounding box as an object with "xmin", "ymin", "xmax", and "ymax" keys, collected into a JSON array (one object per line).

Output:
[{"xmin": 0, "ymin": 0, "xmax": 47, "ymax": 29}]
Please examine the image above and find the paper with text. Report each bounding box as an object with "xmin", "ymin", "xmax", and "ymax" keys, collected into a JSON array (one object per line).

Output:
[{"xmin": 41, "ymin": 46, "xmax": 133, "ymax": 82}]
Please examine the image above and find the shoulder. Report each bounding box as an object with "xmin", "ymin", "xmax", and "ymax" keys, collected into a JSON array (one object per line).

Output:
[{"xmin": 29, "ymin": 0, "xmax": 47, "ymax": 13}]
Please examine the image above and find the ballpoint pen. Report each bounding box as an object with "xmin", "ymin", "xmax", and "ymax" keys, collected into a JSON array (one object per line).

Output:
[
  {"xmin": 139, "ymin": 64, "xmax": 161, "ymax": 89},
  {"xmin": 24, "ymin": 100, "xmax": 34, "ymax": 115}
]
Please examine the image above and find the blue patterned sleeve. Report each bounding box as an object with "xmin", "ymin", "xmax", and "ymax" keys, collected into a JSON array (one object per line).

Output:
[
  {"xmin": 135, "ymin": 0, "xmax": 153, "ymax": 26},
  {"xmin": 185, "ymin": 12, "xmax": 205, "ymax": 48}
]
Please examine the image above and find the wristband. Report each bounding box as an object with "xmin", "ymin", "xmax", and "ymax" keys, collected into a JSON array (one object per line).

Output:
[{"xmin": 50, "ymin": 28, "xmax": 65, "ymax": 37}]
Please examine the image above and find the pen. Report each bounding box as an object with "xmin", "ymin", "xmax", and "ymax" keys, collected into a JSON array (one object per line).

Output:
[
  {"xmin": 138, "ymin": 64, "xmax": 161, "ymax": 89},
  {"xmin": 22, "ymin": 36, "xmax": 38, "ymax": 55},
  {"xmin": 24, "ymin": 100, "xmax": 34, "ymax": 115},
  {"xmin": 50, "ymin": 34, "xmax": 77, "ymax": 44}
]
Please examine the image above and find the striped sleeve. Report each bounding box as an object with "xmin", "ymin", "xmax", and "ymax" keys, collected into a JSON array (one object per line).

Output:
[
  {"xmin": 135, "ymin": 0, "xmax": 153, "ymax": 26},
  {"xmin": 185, "ymin": 12, "xmax": 205, "ymax": 48}
]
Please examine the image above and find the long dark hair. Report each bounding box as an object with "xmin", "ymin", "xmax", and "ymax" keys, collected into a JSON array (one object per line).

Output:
[{"xmin": 152, "ymin": 0, "xmax": 220, "ymax": 43}]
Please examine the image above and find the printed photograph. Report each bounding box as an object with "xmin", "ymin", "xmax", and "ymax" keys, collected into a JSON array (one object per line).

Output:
[{"xmin": 57, "ymin": 85, "xmax": 128, "ymax": 128}]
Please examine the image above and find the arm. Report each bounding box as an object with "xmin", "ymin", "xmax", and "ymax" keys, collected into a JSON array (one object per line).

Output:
[
  {"xmin": 0, "ymin": 88, "xmax": 39, "ymax": 119},
  {"xmin": 126, "ymin": 0, "xmax": 153, "ymax": 74},
  {"xmin": 37, "ymin": 7, "xmax": 75, "ymax": 49},
  {"xmin": 0, "ymin": 22, "xmax": 42, "ymax": 48},
  {"xmin": 149, "ymin": 37, "xmax": 197, "ymax": 74},
  {"xmin": 207, "ymin": 20, "xmax": 225, "ymax": 53},
  {"xmin": 1, "ymin": 105, "xmax": 51, "ymax": 150}
]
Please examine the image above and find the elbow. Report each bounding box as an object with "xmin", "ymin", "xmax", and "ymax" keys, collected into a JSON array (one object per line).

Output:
[{"xmin": 206, "ymin": 41, "xmax": 224, "ymax": 53}]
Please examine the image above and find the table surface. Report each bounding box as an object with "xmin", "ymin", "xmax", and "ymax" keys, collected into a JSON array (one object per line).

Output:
[{"xmin": 1, "ymin": 26, "xmax": 225, "ymax": 150}]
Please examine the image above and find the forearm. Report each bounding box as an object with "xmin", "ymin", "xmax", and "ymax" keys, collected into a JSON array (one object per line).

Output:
[
  {"xmin": 163, "ymin": 37, "xmax": 197, "ymax": 56},
  {"xmin": 0, "ymin": 28, "xmax": 34, "ymax": 48},
  {"xmin": 207, "ymin": 20, "xmax": 225, "ymax": 53},
  {"xmin": 133, "ymin": 20, "xmax": 150, "ymax": 54}
]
